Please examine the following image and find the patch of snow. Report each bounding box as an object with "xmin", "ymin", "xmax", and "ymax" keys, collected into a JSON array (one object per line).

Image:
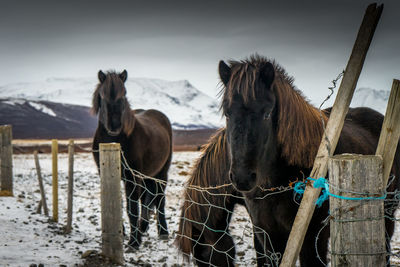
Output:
[
  {"xmin": 28, "ymin": 102, "xmax": 57, "ymax": 117},
  {"xmin": 351, "ymin": 87, "xmax": 389, "ymax": 114},
  {"xmin": 1, "ymin": 99, "xmax": 26, "ymax": 106}
]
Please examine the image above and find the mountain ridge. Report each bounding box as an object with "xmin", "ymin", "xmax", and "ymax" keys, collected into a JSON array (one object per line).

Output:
[{"xmin": 0, "ymin": 76, "xmax": 223, "ymax": 130}]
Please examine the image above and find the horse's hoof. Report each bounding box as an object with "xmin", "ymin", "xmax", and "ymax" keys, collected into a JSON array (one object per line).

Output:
[
  {"xmin": 127, "ymin": 242, "xmax": 140, "ymax": 251},
  {"xmin": 159, "ymin": 233, "xmax": 169, "ymax": 240}
]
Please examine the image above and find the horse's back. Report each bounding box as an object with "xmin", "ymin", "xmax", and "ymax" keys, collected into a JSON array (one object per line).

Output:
[{"xmin": 336, "ymin": 107, "xmax": 400, "ymax": 185}]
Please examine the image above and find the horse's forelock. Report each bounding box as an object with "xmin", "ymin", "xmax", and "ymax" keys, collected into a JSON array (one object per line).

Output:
[
  {"xmin": 221, "ymin": 55, "xmax": 288, "ymax": 109},
  {"xmin": 101, "ymin": 73, "xmax": 126, "ymax": 101}
]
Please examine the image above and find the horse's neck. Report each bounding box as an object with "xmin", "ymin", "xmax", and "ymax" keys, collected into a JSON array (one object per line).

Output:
[
  {"xmin": 121, "ymin": 109, "xmax": 137, "ymax": 136},
  {"xmin": 275, "ymin": 79, "xmax": 326, "ymax": 168}
]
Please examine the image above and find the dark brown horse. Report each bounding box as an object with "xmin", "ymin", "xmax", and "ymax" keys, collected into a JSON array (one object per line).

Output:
[
  {"xmin": 176, "ymin": 129, "xmax": 265, "ymax": 266},
  {"xmin": 217, "ymin": 55, "xmax": 400, "ymax": 266},
  {"xmin": 92, "ymin": 70, "xmax": 173, "ymax": 249}
]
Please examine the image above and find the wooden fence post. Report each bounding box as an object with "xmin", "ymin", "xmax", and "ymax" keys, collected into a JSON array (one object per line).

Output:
[
  {"xmin": 329, "ymin": 154, "xmax": 385, "ymax": 267},
  {"xmin": 34, "ymin": 151, "xmax": 49, "ymax": 216},
  {"xmin": 52, "ymin": 139, "xmax": 58, "ymax": 222},
  {"xmin": 0, "ymin": 125, "xmax": 13, "ymax": 196},
  {"xmin": 280, "ymin": 4, "xmax": 383, "ymax": 266},
  {"xmin": 375, "ymin": 79, "xmax": 400, "ymax": 186},
  {"xmin": 100, "ymin": 143, "xmax": 124, "ymax": 264},
  {"xmin": 65, "ymin": 139, "xmax": 74, "ymax": 234}
]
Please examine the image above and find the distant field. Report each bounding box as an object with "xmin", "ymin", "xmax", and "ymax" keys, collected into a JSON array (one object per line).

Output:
[{"xmin": 12, "ymin": 128, "xmax": 219, "ymax": 153}]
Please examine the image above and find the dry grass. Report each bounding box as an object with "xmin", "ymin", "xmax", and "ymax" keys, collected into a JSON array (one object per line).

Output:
[{"xmin": 0, "ymin": 190, "xmax": 13, "ymax": 197}]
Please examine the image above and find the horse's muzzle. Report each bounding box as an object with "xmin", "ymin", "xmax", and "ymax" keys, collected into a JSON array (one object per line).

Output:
[
  {"xmin": 229, "ymin": 170, "xmax": 257, "ymax": 192},
  {"xmin": 107, "ymin": 128, "xmax": 122, "ymax": 136}
]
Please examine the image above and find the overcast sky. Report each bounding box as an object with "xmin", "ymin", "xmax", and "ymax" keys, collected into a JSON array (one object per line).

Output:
[{"xmin": 0, "ymin": 0, "xmax": 399, "ymax": 106}]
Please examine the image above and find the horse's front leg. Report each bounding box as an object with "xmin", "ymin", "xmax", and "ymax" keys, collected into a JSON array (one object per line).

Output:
[
  {"xmin": 253, "ymin": 227, "xmax": 287, "ymax": 267},
  {"xmin": 253, "ymin": 226, "xmax": 267, "ymax": 267},
  {"xmin": 299, "ymin": 219, "xmax": 329, "ymax": 267},
  {"xmin": 248, "ymin": 201, "xmax": 287, "ymax": 267},
  {"xmin": 139, "ymin": 180, "xmax": 156, "ymax": 235},
  {"xmin": 124, "ymin": 179, "xmax": 141, "ymax": 249},
  {"xmin": 155, "ymin": 182, "xmax": 169, "ymax": 238}
]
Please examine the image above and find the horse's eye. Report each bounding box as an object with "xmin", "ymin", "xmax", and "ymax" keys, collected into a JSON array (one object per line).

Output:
[
  {"xmin": 264, "ymin": 111, "xmax": 271, "ymax": 120},
  {"xmin": 224, "ymin": 111, "xmax": 231, "ymax": 120}
]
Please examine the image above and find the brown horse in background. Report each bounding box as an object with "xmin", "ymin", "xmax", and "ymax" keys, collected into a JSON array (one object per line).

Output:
[
  {"xmin": 176, "ymin": 129, "xmax": 265, "ymax": 266},
  {"xmin": 218, "ymin": 54, "xmax": 400, "ymax": 266},
  {"xmin": 92, "ymin": 70, "xmax": 172, "ymax": 249}
]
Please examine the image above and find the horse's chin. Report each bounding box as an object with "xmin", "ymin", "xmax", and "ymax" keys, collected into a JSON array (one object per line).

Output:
[{"xmin": 231, "ymin": 182, "xmax": 256, "ymax": 194}]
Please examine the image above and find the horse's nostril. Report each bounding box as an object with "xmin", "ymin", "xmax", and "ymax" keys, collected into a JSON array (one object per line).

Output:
[
  {"xmin": 229, "ymin": 171, "xmax": 234, "ymax": 181},
  {"xmin": 250, "ymin": 172, "xmax": 257, "ymax": 181}
]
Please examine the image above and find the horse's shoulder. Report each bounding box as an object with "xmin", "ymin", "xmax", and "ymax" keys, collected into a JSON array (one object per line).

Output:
[
  {"xmin": 137, "ymin": 109, "xmax": 169, "ymax": 121},
  {"xmin": 134, "ymin": 109, "xmax": 171, "ymax": 134}
]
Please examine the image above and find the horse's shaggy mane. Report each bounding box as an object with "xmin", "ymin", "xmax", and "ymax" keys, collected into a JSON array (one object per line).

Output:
[
  {"xmin": 176, "ymin": 128, "xmax": 238, "ymax": 257},
  {"xmin": 221, "ymin": 54, "xmax": 328, "ymax": 168}
]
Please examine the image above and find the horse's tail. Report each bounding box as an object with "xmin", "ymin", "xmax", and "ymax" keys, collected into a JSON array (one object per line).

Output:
[{"xmin": 175, "ymin": 128, "xmax": 232, "ymax": 258}]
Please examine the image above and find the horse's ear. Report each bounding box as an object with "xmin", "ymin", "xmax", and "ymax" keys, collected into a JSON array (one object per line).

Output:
[
  {"xmin": 119, "ymin": 70, "xmax": 128, "ymax": 83},
  {"xmin": 218, "ymin": 60, "xmax": 231, "ymax": 86},
  {"xmin": 260, "ymin": 62, "xmax": 275, "ymax": 89},
  {"xmin": 98, "ymin": 70, "xmax": 106, "ymax": 83}
]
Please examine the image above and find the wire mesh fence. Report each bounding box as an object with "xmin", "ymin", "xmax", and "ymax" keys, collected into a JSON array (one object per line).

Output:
[
  {"xmin": 5, "ymin": 145, "xmax": 400, "ymax": 266},
  {"xmin": 117, "ymin": 145, "xmax": 400, "ymax": 266}
]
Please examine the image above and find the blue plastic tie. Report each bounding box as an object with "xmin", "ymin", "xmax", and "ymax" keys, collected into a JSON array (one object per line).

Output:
[{"xmin": 293, "ymin": 177, "xmax": 386, "ymax": 208}]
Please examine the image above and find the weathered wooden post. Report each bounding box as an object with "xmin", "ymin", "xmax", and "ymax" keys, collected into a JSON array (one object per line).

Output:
[
  {"xmin": 280, "ymin": 4, "xmax": 383, "ymax": 266},
  {"xmin": 65, "ymin": 139, "xmax": 74, "ymax": 234},
  {"xmin": 100, "ymin": 143, "xmax": 124, "ymax": 264},
  {"xmin": 34, "ymin": 151, "xmax": 49, "ymax": 216},
  {"xmin": 376, "ymin": 79, "xmax": 400, "ymax": 186},
  {"xmin": 329, "ymin": 154, "xmax": 385, "ymax": 267},
  {"xmin": 0, "ymin": 125, "xmax": 13, "ymax": 196},
  {"xmin": 52, "ymin": 139, "xmax": 58, "ymax": 222}
]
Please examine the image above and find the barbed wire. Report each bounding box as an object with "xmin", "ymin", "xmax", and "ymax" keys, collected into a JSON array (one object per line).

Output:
[{"xmin": 318, "ymin": 70, "xmax": 345, "ymax": 155}]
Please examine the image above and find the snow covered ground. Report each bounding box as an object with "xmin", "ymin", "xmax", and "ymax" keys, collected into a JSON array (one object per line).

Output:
[
  {"xmin": 1, "ymin": 152, "xmax": 400, "ymax": 266},
  {"xmin": 0, "ymin": 152, "xmax": 256, "ymax": 266}
]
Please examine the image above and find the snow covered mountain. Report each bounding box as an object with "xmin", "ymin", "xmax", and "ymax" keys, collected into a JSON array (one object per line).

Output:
[
  {"xmin": 351, "ymin": 87, "xmax": 389, "ymax": 114},
  {"xmin": 0, "ymin": 98, "xmax": 97, "ymax": 139},
  {"xmin": 0, "ymin": 77, "xmax": 223, "ymax": 130},
  {"xmin": 0, "ymin": 76, "xmax": 388, "ymax": 132}
]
